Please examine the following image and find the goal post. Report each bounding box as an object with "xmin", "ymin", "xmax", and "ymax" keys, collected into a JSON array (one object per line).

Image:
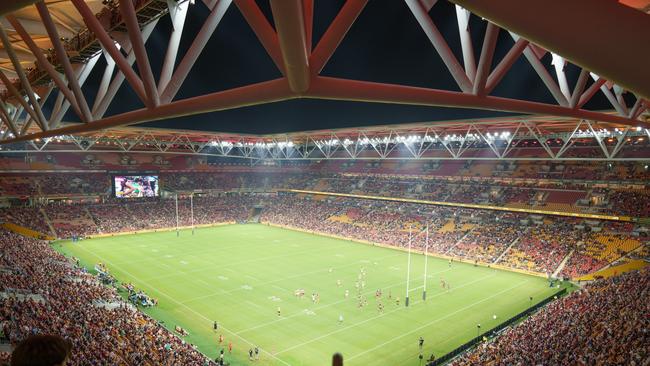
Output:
[
  {"xmin": 423, "ymin": 224, "xmax": 429, "ymax": 301},
  {"xmin": 405, "ymin": 225, "xmax": 412, "ymax": 307}
]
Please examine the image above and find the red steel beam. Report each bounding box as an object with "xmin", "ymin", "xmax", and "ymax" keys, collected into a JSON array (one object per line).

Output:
[
  {"xmin": 305, "ymin": 76, "xmax": 650, "ymax": 128},
  {"xmin": 405, "ymin": 0, "xmax": 472, "ymax": 93},
  {"xmin": 303, "ymin": 0, "xmax": 313, "ymax": 54},
  {"xmin": 34, "ymin": 2, "xmax": 93, "ymax": 122},
  {"xmin": 71, "ymin": 0, "xmax": 149, "ymax": 107},
  {"xmin": 160, "ymin": 0, "xmax": 231, "ymax": 104},
  {"xmin": 2, "ymin": 78, "xmax": 293, "ymax": 144},
  {"xmin": 0, "ymin": 70, "xmax": 43, "ymax": 131},
  {"xmin": 310, "ymin": 0, "xmax": 368, "ymax": 75},
  {"xmin": 270, "ymin": 0, "xmax": 310, "ymax": 93},
  {"xmin": 473, "ymin": 22, "xmax": 499, "ymax": 96},
  {"xmin": 484, "ymin": 38, "xmax": 528, "ymax": 95},
  {"xmin": 234, "ymin": 0, "xmax": 285, "ymax": 75},
  {"xmin": 577, "ymin": 78, "xmax": 607, "ymax": 110},
  {"xmin": 452, "ymin": 0, "xmax": 650, "ymax": 100},
  {"xmin": 120, "ymin": 0, "xmax": 159, "ymax": 106},
  {"xmin": 7, "ymin": 15, "xmax": 85, "ymax": 121}
]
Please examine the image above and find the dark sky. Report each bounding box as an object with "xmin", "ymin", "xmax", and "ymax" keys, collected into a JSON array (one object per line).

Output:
[{"xmin": 51, "ymin": 0, "xmax": 614, "ymax": 134}]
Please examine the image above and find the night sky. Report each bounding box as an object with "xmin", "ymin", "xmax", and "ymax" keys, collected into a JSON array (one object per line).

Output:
[{"xmin": 51, "ymin": 0, "xmax": 615, "ymax": 134}]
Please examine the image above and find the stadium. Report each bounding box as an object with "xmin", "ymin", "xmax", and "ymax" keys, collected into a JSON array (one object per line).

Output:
[{"xmin": 0, "ymin": 0, "xmax": 649, "ymax": 365}]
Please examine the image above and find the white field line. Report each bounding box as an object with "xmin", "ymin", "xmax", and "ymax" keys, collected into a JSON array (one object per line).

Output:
[
  {"xmin": 179, "ymin": 252, "xmax": 403, "ymax": 305},
  {"xmin": 245, "ymin": 300, "xmax": 266, "ymax": 311},
  {"xmin": 108, "ymin": 236, "xmax": 304, "ymax": 266},
  {"xmin": 237, "ymin": 267, "xmax": 454, "ymax": 334},
  {"xmin": 74, "ymin": 245, "xmax": 292, "ymax": 366},
  {"xmin": 274, "ymin": 272, "xmax": 498, "ymax": 355},
  {"xmin": 140, "ymin": 243, "xmax": 359, "ymax": 282},
  {"xmin": 346, "ymin": 279, "xmax": 530, "ymax": 362},
  {"xmin": 272, "ymin": 284, "xmax": 293, "ymax": 293}
]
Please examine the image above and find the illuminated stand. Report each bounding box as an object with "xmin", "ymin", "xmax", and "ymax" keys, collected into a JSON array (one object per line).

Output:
[
  {"xmin": 405, "ymin": 226, "xmax": 412, "ymax": 307},
  {"xmin": 190, "ymin": 193, "xmax": 195, "ymax": 236},
  {"xmin": 423, "ymin": 225, "xmax": 429, "ymax": 301},
  {"xmin": 175, "ymin": 193, "xmax": 179, "ymax": 237}
]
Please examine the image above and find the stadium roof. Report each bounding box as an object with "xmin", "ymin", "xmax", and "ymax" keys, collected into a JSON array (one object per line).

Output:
[{"xmin": 0, "ymin": 0, "xmax": 648, "ymax": 143}]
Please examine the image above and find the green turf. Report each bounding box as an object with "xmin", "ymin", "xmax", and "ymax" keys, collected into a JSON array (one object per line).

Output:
[{"xmin": 53, "ymin": 224, "xmax": 566, "ymax": 366}]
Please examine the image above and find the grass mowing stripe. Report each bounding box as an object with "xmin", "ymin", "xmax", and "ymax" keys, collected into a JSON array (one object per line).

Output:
[
  {"xmin": 72, "ymin": 243, "xmax": 293, "ymax": 366},
  {"xmin": 347, "ymin": 279, "xmax": 530, "ymax": 362},
  {"xmin": 274, "ymin": 272, "xmax": 497, "ymax": 355}
]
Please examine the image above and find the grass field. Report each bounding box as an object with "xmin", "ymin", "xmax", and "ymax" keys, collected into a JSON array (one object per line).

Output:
[{"xmin": 54, "ymin": 224, "xmax": 566, "ymax": 366}]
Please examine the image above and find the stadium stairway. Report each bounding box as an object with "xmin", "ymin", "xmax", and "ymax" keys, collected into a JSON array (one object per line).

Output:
[
  {"xmin": 1, "ymin": 222, "xmax": 55, "ymax": 241},
  {"xmin": 493, "ymin": 236, "xmax": 523, "ymax": 264},
  {"xmin": 445, "ymin": 229, "xmax": 474, "ymax": 255},
  {"xmin": 574, "ymin": 259, "xmax": 648, "ymax": 281},
  {"xmin": 552, "ymin": 249, "xmax": 575, "ymax": 278},
  {"xmin": 39, "ymin": 207, "xmax": 58, "ymax": 238}
]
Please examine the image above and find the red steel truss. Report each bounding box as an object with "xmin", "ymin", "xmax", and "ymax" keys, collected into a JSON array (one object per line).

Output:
[{"xmin": 0, "ymin": 0, "xmax": 648, "ymax": 145}]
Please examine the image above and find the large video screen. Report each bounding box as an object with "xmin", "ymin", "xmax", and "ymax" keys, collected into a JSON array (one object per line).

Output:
[{"xmin": 113, "ymin": 175, "xmax": 159, "ymax": 198}]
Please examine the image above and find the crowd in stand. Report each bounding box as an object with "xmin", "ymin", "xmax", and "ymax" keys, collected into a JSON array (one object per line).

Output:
[
  {"xmin": 48, "ymin": 195, "xmax": 254, "ymax": 236},
  {"xmin": 451, "ymin": 268, "xmax": 649, "ymax": 366},
  {"xmin": 0, "ymin": 207, "xmax": 51, "ymax": 235},
  {"xmin": 0, "ymin": 187, "xmax": 647, "ymax": 365},
  {"xmin": 259, "ymin": 195, "xmax": 646, "ymax": 277},
  {"xmin": 0, "ymin": 191, "xmax": 645, "ymax": 279},
  {"xmin": 1, "ymin": 164, "xmax": 650, "ymax": 218},
  {"xmin": 0, "ymin": 230, "xmax": 215, "ymax": 365}
]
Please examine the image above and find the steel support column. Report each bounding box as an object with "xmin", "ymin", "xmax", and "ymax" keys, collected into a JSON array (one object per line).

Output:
[
  {"xmin": 0, "ymin": 71, "xmax": 44, "ymax": 132},
  {"xmin": 235, "ymin": 0, "xmax": 285, "ymax": 75},
  {"xmin": 454, "ymin": 5, "xmax": 476, "ymax": 80},
  {"xmin": 8, "ymin": 15, "xmax": 84, "ymax": 121},
  {"xmin": 485, "ymin": 38, "xmax": 528, "ymax": 95},
  {"xmin": 35, "ymin": 2, "xmax": 93, "ymax": 122},
  {"xmin": 160, "ymin": 0, "xmax": 232, "ymax": 104},
  {"xmin": 0, "ymin": 24, "xmax": 48, "ymax": 131},
  {"xmin": 405, "ymin": 0, "xmax": 472, "ymax": 93},
  {"xmin": 158, "ymin": 0, "xmax": 189, "ymax": 92},
  {"xmin": 71, "ymin": 0, "xmax": 149, "ymax": 106},
  {"xmin": 120, "ymin": 0, "xmax": 159, "ymax": 107},
  {"xmin": 20, "ymin": 85, "xmax": 52, "ymax": 135},
  {"xmin": 94, "ymin": 21, "xmax": 158, "ymax": 120},
  {"xmin": 473, "ymin": 22, "xmax": 498, "ymax": 96},
  {"xmin": 50, "ymin": 54, "xmax": 100, "ymax": 128},
  {"xmin": 92, "ymin": 48, "xmax": 117, "ymax": 115},
  {"xmin": 309, "ymin": 0, "xmax": 368, "ymax": 75},
  {"xmin": 569, "ymin": 69, "xmax": 589, "ymax": 109},
  {"xmin": 270, "ymin": 0, "xmax": 310, "ymax": 93}
]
